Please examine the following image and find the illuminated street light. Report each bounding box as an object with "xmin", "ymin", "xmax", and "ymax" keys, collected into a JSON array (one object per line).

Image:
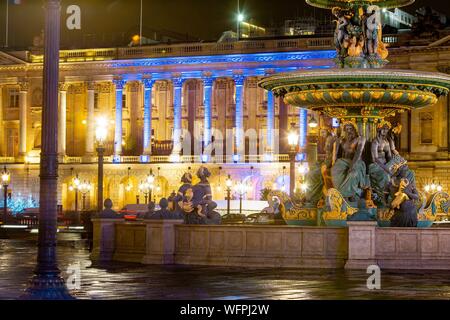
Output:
[
  {"xmin": 125, "ymin": 167, "xmax": 133, "ymax": 192},
  {"xmin": 71, "ymin": 173, "xmax": 81, "ymax": 213},
  {"xmin": 139, "ymin": 181, "xmax": 151, "ymax": 204},
  {"xmin": 298, "ymin": 162, "xmax": 309, "ymax": 177},
  {"xmin": 300, "ymin": 182, "xmax": 309, "ymax": 193},
  {"xmin": 236, "ymin": 11, "xmax": 244, "ymax": 40},
  {"xmin": 424, "ymin": 181, "xmax": 444, "ymax": 194},
  {"xmin": 147, "ymin": 169, "xmax": 155, "ymax": 184},
  {"xmin": 95, "ymin": 117, "xmax": 108, "ymax": 143},
  {"xmin": 1, "ymin": 166, "xmax": 11, "ymax": 224},
  {"xmin": 235, "ymin": 180, "xmax": 247, "ymax": 215},
  {"xmin": 147, "ymin": 169, "xmax": 156, "ymax": 201},
  {"xmin": 308, "ymin": 115, "xmax": 318, "ymax": 128},
  {"xmin": 95, "ymin": 116, "xmax": 108, "ymax": 212},
  {"xmin": 78, "ymin": 181, "xmax": 92, "ymax": 211},
  {"xmin": 226, "ymin": 175, "xmax": 233, "ymax": 215},
  {"xmin": 288, "ymin": 128, "xmax": 299, "ymax": 147}
]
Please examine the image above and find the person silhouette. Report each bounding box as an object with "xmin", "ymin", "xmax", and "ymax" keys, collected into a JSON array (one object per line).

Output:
[
  {"xmin": 144, "ymin": 201, "xmax": 156, "ymax": 219},
  {"xmin": 97, "ymin": 199, "xmax": 122, "ymax": 219}
]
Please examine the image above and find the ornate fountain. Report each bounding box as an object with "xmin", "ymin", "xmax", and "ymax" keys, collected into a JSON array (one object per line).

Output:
[{"xmin": 259, "ymin": 0, "xmax": 450, "ymax": 227}]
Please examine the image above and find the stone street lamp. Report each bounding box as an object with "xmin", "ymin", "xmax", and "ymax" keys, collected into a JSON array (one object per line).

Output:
[
  {"xmin": 225, "ymin": 175, "xmax": 233, "ymax": 215},
  {"xmin": 235, "ymin": 180, "xmax": 247, "ymax": 215},
  {"xmin": 139, "ymin": 181, "xmax": 151, "ymax": 204},
  {"xmin": 288, "ymin": 124, "xmax": 299, "ymax": 195},
  {"xmin": 70, "ymin": 174, "xmax": 81, "ymax": 213},
  {"xmin": 79, "ymin": 181, "xmax": 92, "ymax": 211},
  {"xmin": 125, "ymin": 167, "xmax": 133, "ymax": 193},
  {"xmin": 146, "ymin": 169, "xmax": 155, "ymax": 202},
  {"xmin": 1, "ymin": 166, "xmax": 10, "ymax": 225},
  {"xmin": 95, "ymin": 117, "xmax": 108, "ymax": 212},
  {"xmin": 25, "ymin": 0, "xmax": 72, "ymax": 299}
]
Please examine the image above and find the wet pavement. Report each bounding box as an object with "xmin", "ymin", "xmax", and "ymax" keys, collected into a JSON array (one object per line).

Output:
[{"xmin": 1, "ymin": 238, "xmax": 450, "ymax": 300}]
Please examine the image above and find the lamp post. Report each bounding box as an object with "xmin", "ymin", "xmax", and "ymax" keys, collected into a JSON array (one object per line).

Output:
[
  {"xmin": 71, "ymin": 174, "xmax": 80, "ymax": 213},
  {"xmin": 147, "ymin": 169, "xmax": 155, "ymax": 202},
  {"xmin": 139, "ymin": 181, "xmax": 150, "ymax": 204},
  {"xmin": 288, "ymin": 124, "xmax": 299, "ymax": 195},
  {"xmin": 1, "ymin": 166, "xmax": 10, "ymax": 224},
  {"xmin": 95, "ymin": 117, "xmax": 108, "ymax": 212},
  {"xmin": 237, "ymin": 13, "xmax": 244, "ymax": 40},
  {"xmin": 125, "ymin": 167, "xmax": 133, "ymax": 193},
  {"xmin": 235, "ymin": 180, "xmax": 247, "ymax": 215},
  {"xmin": 79, "ymin": 181, "xmax": 91, "ymax": 212},
  {"xmin": 226, "ymin": 174, "xmax": 232, "ymax": 215},
  {"xmin": 25, "ymin": 0, "xmax": 72, "ymax": 299}
]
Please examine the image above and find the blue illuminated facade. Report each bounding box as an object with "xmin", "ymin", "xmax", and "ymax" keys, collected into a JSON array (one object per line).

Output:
[{"xmin": 103, "ymin": 49, "xmax": 336, "ymax": 163}]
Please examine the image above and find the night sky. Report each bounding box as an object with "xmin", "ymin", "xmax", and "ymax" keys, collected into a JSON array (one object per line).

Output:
[{"xmin": 3, "ymin": 0, "xmax": 450, "ymax": 49}]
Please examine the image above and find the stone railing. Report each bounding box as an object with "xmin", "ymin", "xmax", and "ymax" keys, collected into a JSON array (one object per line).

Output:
[
  {"xmin": 64, "ymin": 157, "xmax": 82, "ymax": 164},
  {"xmin": 0, "ymin": 157, "xmax": 16, "ymax": 164},
  {"xmin": 60, "ymin": 154, "xmax": 291, "ymax": 164},
  {"xmin": 25, "ymin": 34, "xmax": 406, "ymax": 64},
  {"xmin": 346, "ymin": 222, "xmax": 450, "ymax": 270},
  {"xmin": 92, "ymin": 219, "xmax": 348, "ymax": 268},
  {"xmin": 174, "ymin": 225, "xmax": 348, "ymax": 268},
  {"xmin": 92, "ymin": 219, "xmax": 450, "ymax": 270}
]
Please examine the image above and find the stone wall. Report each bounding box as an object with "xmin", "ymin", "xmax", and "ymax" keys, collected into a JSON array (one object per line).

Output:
[
  {"xmin": 174, "ymin": 225, "xmax": 348, "ymax": 268},
  {"xmin": 92, "ymin": 219, "xmax": 450, "ymax": 270},
  {"xmin": 376, "ymin": 228, "xmax": 450, "ymax": 270}
]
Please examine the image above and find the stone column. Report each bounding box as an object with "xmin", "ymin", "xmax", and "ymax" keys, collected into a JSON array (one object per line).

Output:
[
  {"xmin": 266, "ymin": 90, "xmax": 275, "ymax": 155},
  {"xmin": 232, "ymin": 74, "xmax": 245, "ymax": 161},
  {"xmin": 113, "ymin": 79, "xmax": 126, "ymax": 160},
  {"xmin": 57, "ymin": 83, "xmax": 67, "ymax": 161},
  {"xmin": 142, "ymin": 78, "xmax": 155, "ymax": 157},
  {"xmin": 25, "ymin": 0, "xmax": 72, "ymax": 299},
  {"xmin": 202, "ymin": 76, "xmax": 214, "ymax": 149},
  {"xmin": 85, "ymin": 81, "xmax": 95, "ymax": 160},
  {"xmin": 19, "ymin": 81, "xmax": 29, "ymax": 160},
  {"xmin": 345, "ymin": 221, "xmax": 378, "ymax": 270},
  {"xmin": 172, "ymin": 77, "xmax": 184, "ymax": 156}
]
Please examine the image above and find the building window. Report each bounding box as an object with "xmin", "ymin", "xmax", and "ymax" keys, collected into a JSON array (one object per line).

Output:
[
  {"xmin": 8, "ymin": 88, "xmax": 19, "ymax": 108},
  {"xmin": 94, "ymin": 92, "xmax": 99, "ymax": 109},
  {"xmin": 122, "ymin": 93, "xmax": 127, "ymax": 109},
  {"xmin": 420, "ymin": 112, "xmax": 433, "ymax": 144}
]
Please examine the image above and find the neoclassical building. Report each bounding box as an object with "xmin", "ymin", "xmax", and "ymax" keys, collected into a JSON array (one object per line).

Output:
[{"xmin": 1, "ymin": 33, "xmax": 450, "ymax": 210}]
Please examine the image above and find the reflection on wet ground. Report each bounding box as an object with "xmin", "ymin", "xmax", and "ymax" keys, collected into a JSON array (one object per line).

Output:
[{"xmin": 1, "ymin": 239, "xmax": 450, "ymax": 300}]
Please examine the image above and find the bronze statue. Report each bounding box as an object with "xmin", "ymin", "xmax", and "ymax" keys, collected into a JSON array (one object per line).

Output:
[
  {"xmin": 331, "ymin": 121, "xmax": 368, "ymax": 201},
  {"xmin": 369, "ymin": 120, "xmax": 398, "ymax": 205}
]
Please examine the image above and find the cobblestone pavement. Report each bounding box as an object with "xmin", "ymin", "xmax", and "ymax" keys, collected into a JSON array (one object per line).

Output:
[{"xmin": 2, "ymin": 238, "xmax": 450, "ymax": 300}]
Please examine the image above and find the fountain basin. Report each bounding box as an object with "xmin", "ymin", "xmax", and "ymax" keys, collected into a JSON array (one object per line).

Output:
[{"xmin": 259, "ymin": 69, "xmax": 450, "ymax": 119}]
